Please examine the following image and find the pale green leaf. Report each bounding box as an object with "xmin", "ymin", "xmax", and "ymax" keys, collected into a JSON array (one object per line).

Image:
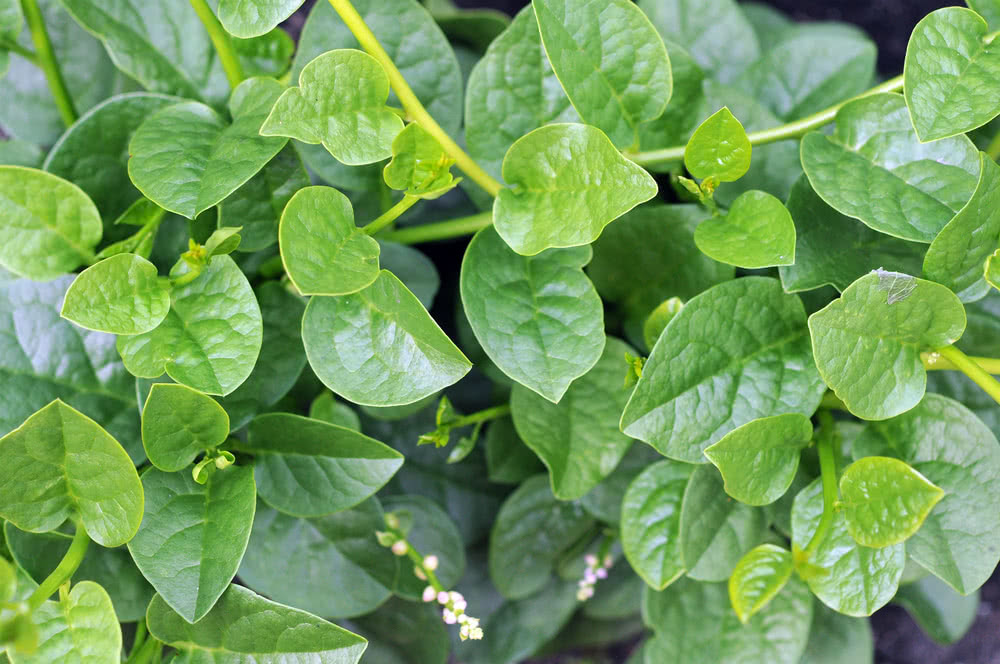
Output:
[
  {"xmin": 694, "ymin": 190, "xmax": 795, "ymax": 268},
  {"xmin": 987, "ymin": 249, "xmax": 1000, "ymax": 291},
  {"xmin": 218, "ymin": 0, "xmax": 306, "ymax": 38},
  {"xmin": 684, "ymin": 107, "xmax": 751, "ymax": 182},
  {"xmin": 383, "ymin": 123, "xmax": 456, "ymax": 198},
  {"xmin": 642, "ymin": 298, "xmax": 683, "ymax": 351},
  {"xmin": 141, "ymin": 383, "xmax": 229, "ymax": 472},
  {"xmin": 728, "ymin": 543, "xmax": 794, "ymax": 624},
  {"xmin": 15, "ymin": 581, "xmax": 120, "ymax": 664},
  {"xmin": 968, "ymin": 0, "xmax": 1000, "ymax": 29},
  {"xmin": 60, "ymin": 254, "xmax": 169, "ymax": 335}
]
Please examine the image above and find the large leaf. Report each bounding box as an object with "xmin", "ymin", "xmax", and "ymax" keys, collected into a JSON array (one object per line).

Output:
[
  {"xmin": 127, "ymin": 466, "xmax": 255, "ymax": 623},
  {"xmin": 852, "ymin": 393, "xmax": 1000, "ymax": 594},
  {"xmin": 117, "ymin": 255, "xmax": 263, "ymax": 396},
  {"xmin": 621, "ymin": 277, "xmax": 825, "ymax": 462},
  {"xmin": 303, "ymin": 270, "xmax": 471, "ymax": 407},
  {"xmin": 141, "ymin": 383, "xmax": 229, "ymax": 472},
  {"xmin": 796, "ymin": 603, "xmax": 874, "ymax": 664},
  {"xmin": 800, "ymin": 93, "xmax": 980, "ymax": 243},
  {"xmin": 969, "ymin": 0, "xmax": 1000, "ymax": 28},
  {"xmin": 350, "ymin": 598, "xmax": 449, "ymax": 664},
  {"xmin": 0, "ymin": 167, "xmax": 101, "ymax": 281},
  {"xmin": 532, "ymin": 0, "xmax": 670, "ymax": 149},
  {"xmin": 511, "ymin": 337, "xmax": 634, "ymax": 498},
  {"xmin": 128, "ymin": 78, "xmax": 287, "ymax": 219},
  {"xmin": 60, "ymin": 254, "xmax": 170, "ymax": 335},
  {"xmin": 238, "ymin": 413, "xmax": 403, "ymax": 517},
  {"xmin": 0, "ymin": 400, "xmax": 142, "ymax": 547},
  {"xmin": 493, "ymin": 123, "xmax": 658, "ymax": 255},
  {"xmin": 893, "ymin": 574, "xmax": 979, "ymax": 645},
  {"xmin": 728, "ymin": 543, "xmax": 794, "ymax": 624},
  {"xmin": 146, "ymin": 583, "xmax": 368, "ymax": 662},
  {"xmin": 461, "ymin": 225, "xmax": 605, "ymax": 403},
  {"xmin": 808, "ymin": 271, "xmax": 966, "ymax": 420},
  {"xmin": 218, "ymin": 0, "xmax": 306, "ymax": 38},
  {"xmin": 381, "ymin": 495, "xmax": 464, "ymax": 600},
  {"xmin": 17, "ymin": 581, "xmax": 120, "ymax": 664},
  {"xmin": 693, "ymin": 190, "xmax": 796, "ymax": 269},
  {"xmin": 904, "ymin": 7, "xmax": 1000, "ymax": 141}
]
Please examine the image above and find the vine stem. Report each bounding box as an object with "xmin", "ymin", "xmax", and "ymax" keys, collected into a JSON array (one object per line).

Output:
[
  {"xmin": 188, "ymin": 0, "xmax": 244, "ymax": 88},
  {"xmin": 446, "ymin": 403, "xmax": 510, "ymax": 428},
  {"xmin": 0, "ymin": 37, "xmax": 38, "ymax": 64},
  {"xmin": 922, "ymin": 351, "xmax": 1000, "ymax": 374},
  {"xmin": 405, "ymin": 545, "xmax": 443, "ymax": 593},
  {"xmin": 935, "ymin": 345, "xmax": 1000, "ymax": 406},
  {"xmin": 804, "ymin": 411, "xmax": 838, "ymax": 558},
  {"xmin": 362, "ymin": 194, "xmax": 418, "ymax": 235},
  {"xmin": 27, "ymin": 524, "xmax": 89, "ymax": 610},
  {"xmin": 376, "ymin": 211, "xmax": 493, "ymax": 244},
  {"xmin": 124, "ymin": 636, "xmax": 162, "ymax": 664},
  {"xmin": 626, "ymin": 74, "xmax": 905, "ymax": 167},
  {"xmin": 326, "ymin": 0, "xmax": 503, "ymax": 197},
  {"xmin": 987, "ymin": 129, "xmax": 1000, "ymax": 162},
  {"xmin": 20, "ymin": 0, "xmax": 76, "ymax": 127}
]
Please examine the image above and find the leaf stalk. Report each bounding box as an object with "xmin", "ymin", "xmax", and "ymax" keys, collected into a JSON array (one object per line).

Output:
[
  {"xmin": 26, "ymin": 522, "xmax": 89, "ymax": 610},
  {"xmin": 934, "ymin": 345, "xmax": 1000, "ymax": 406},
  {"xmin": 362, "ymin": 194, "xmax": 419, "ymax": 235},
  {"xmin": 188, "ymin": 0, "xmax": 244, "ymax": 88},
  {"xmin": 20, "ymin": 0, "xmax": 76, "ymax": 127},
  {"xmin": 375, "ymin": 211, "xmax": 493, "ymax": 245},
  {"xmin": 804, "ymin": 411, "xmax": 838, "ymax": 558}
]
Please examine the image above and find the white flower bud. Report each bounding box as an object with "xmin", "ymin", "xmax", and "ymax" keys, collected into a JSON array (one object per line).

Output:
[
  {"xmin": 443, "ymin": 609, "xmax": 457, "ymax": 624},
  {"xmin": 423, "ymin": 555, "xmax": 439, "ymax": 571},
  {"xmin": 422, "ymin": 586, "xmax": 437, "ymax": 602},
  {"xmin": 576, "ymin": 586, "xmax": 594, "ymax": 601},
  {"xmin": 391, "ymin": 540, "xmax": 408, "ymax": 556},
  {"xmin": 453, "ymin": 598, "xmax": 467, "ymax": 611},
  {"xmin": 437, "ymin": 591, "xmax": 449, "ymax": 605}
]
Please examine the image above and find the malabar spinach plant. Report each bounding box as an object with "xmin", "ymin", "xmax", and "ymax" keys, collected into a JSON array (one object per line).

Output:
[{"xmin": 1, "ymin": 0, "xmax": 1000, "ymax": 662}]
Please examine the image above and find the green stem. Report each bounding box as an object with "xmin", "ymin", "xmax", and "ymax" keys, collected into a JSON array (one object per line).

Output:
[
  {"xmin": 188, "ymin": 0, "xmax": 244, "ymax": 88},
  {"xmin": 405, "ymin": 544, "xmax": 443, "ymax": 592},
  {"xmin": 819, "ymin": 391, "xmax": 847, "ymax": 412},
  {"xmin": 0, "ymin": 37, "xmax": 38, "ymax": 64},
  {"xmin": 627, "ymin": 74, "xmax": 905, "ymax": 167},
  {"xmin": 326, "ymin": 0, "xmax": 502, "ymax": 197},
  {"xmin": 446, "ymin": 403, "xmax": 510, "ymax": 429},
  {"xmin": 987, "ymin": 129, "xmax": 1000, "ymax": 162},
  {"xmin": 20, "ymin": 0, "xmax": 76, "ymax": 127},
  {"xmin": 935, "ymin": 345, "xmax": 1000, "ymax": 406},
  {"xmin": 376, "ymin": 211, "xmax": 493, "ymax": 245},
  {"xmin": 805, "ymin": 411, "xmax": 838, "ymax": 557},
  {"xmin": 922, "ymin": 351, "xmax": 1000, "ymax": 374},
  {"xmin": 27, "ymin": 524, "xmax": 89, "ymax": 610},
  {"xmin": 124, "ymin": 636, "xmax": 161, "ymax": 664},
  {"xmin": 362, "ymin": 194, "xmax": 419, "ymax": 235}
]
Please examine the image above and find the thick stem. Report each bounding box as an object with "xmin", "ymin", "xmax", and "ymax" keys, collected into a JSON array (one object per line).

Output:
[
  {"xmin": 922, "ymin": 351, "xmax": 1000, "ymax": 374},
  {"xmin": 446, "ymin": 403, "xmax": 510, "ymax": 429},
  {"xmin": 376, "ymin": 211, "xmax": 493, "ymax": 245},
  {"xmin": 20, "ymin": 0, "xmax": 76, "ymax": 127},
  {"xmin": 188, "ymin": 0, "xmax": 244, "ymax": 88},
  {"xmin": 27, "ymin": 524, "xmax": 89, "ymax": 610},
  {"xmin": 362, "ymin": 194, "xmax": 419, "ymax": 235},
  {"xmin": 326, "ymin": 0, "xmax": 502, "ymax": 197},
  {"xmin": 627, "ymin": 75, "xmax": 905, "ymax": 167},
  {"xmin": 935, "ymin": 345, "xmax": 1000, "ymax": 406},
  {"xmin": 805, "ymin": 411, "xmax": 838, "ymax": 557}
]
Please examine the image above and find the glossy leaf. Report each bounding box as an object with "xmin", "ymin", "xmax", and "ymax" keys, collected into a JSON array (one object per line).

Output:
[
  {"xmin": 127, "ymin": 466, "xmax": 255, "ymax": 623},
  {"xmin": 383, "ymin": 123, "xmax": 457, "ymax": 198},
  {"xmin": 728, "ymin": 543, "xmax": 794, "ymax": 624},
  {"xmin": 968, "ymin": 0, "xmax": 1000, "ymax": 28},
  {"xmin": 703, "ymin": 413, "xmax": 813, "ymax": 506},
  {"xmin": 684, "ymin": 107, "xmax": 751, "ymax": 182},
  {"xmin": 893, "ymin": 574, "xmax": 979, "ymax": 645},
  {"xmin": 117, "ymin": 255, "xmax": 263, "ymax": 396},
  {"xmin": 694, "ymin": 190, "xmax": 796, "ymax": 268},
  {"xmin": 218, "ymin": 0, "xmax": 306, "ymax": 38},
  {"xmin": 351, "ymin": 597, "xmax": 449, "ymax": 664},
  {"xmin": 309, "ymin": 393, "xmax": 361, "ymax": 431},
  {"xmin": 141, "ymin": 383, "xmax": 229, "ymax": 472},
  {"xmin": 493, "ymin": 123, "xmax": 658, "ymax": 255},
  {"xmin": 17, "ymin": 581, "xmax": 120, "ymax": 664},
  {"xmin": 808, "ymin": 271, "xmax": 966, "ymax": 420},
  {"xmin": 621, "ymin": 277, "xmax": 825, "ymax": 463},
  {"xmin": 238, "ymin": 413, "xmax": 403, "ymax": 517},
  {"xmin": 146, "ymin": 583, "xmax": 368, "ymax": 662},
  {"xmin": 0, "ymin": 166, "xmax": 101, "ymax": 281},
  {"xmin": 377, "ymin": 242, "xmax": 439, "ymax": 310},
  {"xmin": 303, "ymin": 270, "xmax": 471, "ymax": 406},
  {"xmin": 382, "ymin": 495, "xmax": 464, "ymax": 600},
  {"xmin": 262, "ymin": 49, "xmax": 403, "ymax": 166},
  {"xmin": 484, "ymin": 417, "xmax": 544, "ymax": 484},
  {"xmin": 801, "ymin": 93, "xmax": 980, "ymax": 243},
  {"xmin": 532, "ymin": 0, "xmax": 671, "ymax": 148},
  {"xmin": 473, "ymin": 578, "xmax": 579, "ymax": 664},
  {"xmin": 797, "ymin": 602, "xmax": 874, "ymax": 664},
  {"xmin": 620, "ymin": 459, "xmax": 694, "ymax": 590},
  {"xmin": 279, "ymin": 185, "xmax": 380, "ymax": 296},
  {"xmin": 60, "ymin": 254, "xmax": 169, "ymax": 335},
  {"xmin": 0, "ymin": 400, "xmax": 142, "ymax": 547}
]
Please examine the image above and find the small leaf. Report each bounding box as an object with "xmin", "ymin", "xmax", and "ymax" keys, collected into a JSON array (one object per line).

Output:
[
  {"xmin": 703, "ymin": 413, "xmax": 813, "ymax": 506},
  {"xmin": 904, "ymin": 7, "xmax": 1000, "ymax": 141},
  {"xmin": 684, "ymin": 107, "xmax": 751, "ymax": 183},
  {"xmin": 17, "ymin": 582, "xmax": 120, "ymax": 664},
  {"xmin": 60, "ymin": 254, "xmax": 170, "ymax": 335},
  {"xmin": 494, "ymin": 123, "xmax": 658, "ymax": 255},
  {"xmin": 643, "ymin": 297, "xmax": 683, "ymax": 351},
  {"xmin": 694, "ymin": 190, "xmax": 795, "ymax": 268},
  {"xmin": 987, "ymin": 249, "xmax": 1000, "ymax": 291},
  {"xmin": 203, "ymin": 227, "xmax": 242, "ymax": 257},
  {"xmin": 262, "ymin": 49, "xmax": 403, "ymax": 165},
  {"xmin": 728, "ymin": 543, "xmax": 794, "ymax": 624},
  {"xmin": 141, "ymin": 383, "xmax": 230, "ymax": 472},
  {"xmin": 279, "ymin": 186, "xmax": 380, "ymax": 296},
  {"xmin": 219, "ymin": 0, "xmax": 307, "ymax": 38},
  {"xmin": 808, "ymin": 270, "xmax": 966, "ymax": 420},
  {"xmin": 383, "ymin": 123, "xmax": 457, "ymax": 199}
]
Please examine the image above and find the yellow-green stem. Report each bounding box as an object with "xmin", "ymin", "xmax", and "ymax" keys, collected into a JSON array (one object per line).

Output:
[
  {"xmin": 405, "ymin": 542, "xmax": 443, "ymax": 592},
  {"xmin": 20, "ymin": 0, "xmax": 76, "ymax": 127},
  {"xmin": 376, "ymin": 211, "xmax": 493, "ymax": 245},
  {"xmin": 987, "ymin": 129, "xmax": 1000, "ymax": 162},
  {"xmin": 935, "ymin": 345, "xmax": 1000, "ymax": 406},
  {"xmin": 805, "ymin": 411, "xmax": 838, "ymax": 557},
  {"xmin": 363, "ymin": 194, "xmax": 419, "ymax": 235},
  {"xmin": 922, "ymin": 351, "xmax": 1000, "ymax": 374},
  {"xmin": 27, "ymin": 523, "xmax": 89, "ymax": 610},
  {"xmin": 446, "ymin": 403, "xmax": 510, "ymax": 428},
  {"xmin": 326, "ymin": 0, "xmax": 502, "ymax": 197},
  {"xmin": 188, "ymin": 0, "xmax": 244, "ymax": 88}
]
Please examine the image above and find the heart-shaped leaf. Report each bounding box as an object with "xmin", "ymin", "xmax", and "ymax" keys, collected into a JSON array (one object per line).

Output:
[
  {"xmin": 218, "ymin": 0, "xmax": 307, "ymax": 38},
  {"xmin": 141, "ymin": 383, "xmax": 230, "ymax": 472},
  {"xmin": 61, "ymin": 254, "xmax": 170, "ymax": 335},
  {"xmin": 18, "ymin": 581, "xmax": 120, "ymax": 664},
  {"xmin": 684, "ymin": 107, "xmax": 751, "ymax": 183},
  {"xmin": 728, "ymin": 543, "xmax": 794, "ymax": 624},
  {"xmin": 383, "ymin": 123, "xmax": 457, "ymax": 199},
  {"xmin": 694, "ymin": 190, "xmax": 795, "ymax": 268}
]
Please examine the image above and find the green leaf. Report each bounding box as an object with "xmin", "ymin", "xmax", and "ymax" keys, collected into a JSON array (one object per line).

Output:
[
  {"xmin": 511, "ymin": 337, "xmax": 635, "ymax": 499},
  {"xmin": 140, "ymin": 383, "xmax": 229, "ymax": 472},
  {"xmin": 791, "ymin": 478, "xmax": 904, "ymax": 616},
  {"xmin": 489, "ymin": 475, "xmax": 595, "ymax": 599},
  {"xmin": 147, "ymin": 583, "xmax": 368, "ymax": 662},
  {"xmin": 643, "ymin": 298, "xmax": 683, "ymax": 351},
  {"xmin": 923, "ymin": 153, "xmax": 1000, "ymax": 302},
  {"xmin": 128, "ymin": 78, "xmax": 288, "ymax": 219},
  {"xmin": 461, "ymin": 225, "xmax": 604, "ymax": 402},
  {"xmin": 779, "ymin": 175, "xmax": 926, "ymax": 294},
  {"xmin": 117, "ymin": 255, "xmax": 263, "ymax": 396},
  {"xmin": 303, "ymin": 270, "xmax": 470, "ymax": 406},
  {"xmin": 839, "ymin": 456, "xmax": 944, "ymax": 548},
  {"xmin": 0, "ymin": 166, "xmax": 101, "ymax": 281},
  {"xmin": 279, "ymin": 185, "xmax": 380, "ymax": 296},
  {"xmin": 635, "ymin": 40, "xmax": 705, "ymax": 158},
  {"xmin": 893, "ymin": 574, "xmax": 979, "ymax": 645},
  {"xmin": 60, "ymin": 254, "xmax": 169, "ymax": 335},
  {"xmin": 678, "ymin": 465, "xmax": 768, "ymax": 582},
  {"xmin": 262, "ymin": 49, "xmax": 403, "ymax": 166},
  {"xmin": 381, "ymin": 495, "xmax": 464, "ymax": 599},
  {"xmin": 377, "ymin": 242, "xmax": 439, "ymax": 309},
  {"xmin": 684, "ymin": 107, "xmax": 751, "ymax": 183},
  {"xmin": 472, "ymin": 578, "xmax": 579, "ymax": 664},
  {"xmin": 808, "ymin": 270, "xmax": 967, "ymax": 420},
  {"xmin": 383, "ymin": 124, "xmax": 457, "ymax": 198},
  {"xmin": 218, "ymin": 0, "xmax": 306, "ymax": 38},
  {"xmin": 532, "ymin": 0, "xmax": 671, "ymax": 149},
  {"xmin": 350, "ymin": 598, "xmax": 449, "ymax": 664},
  {"xmin": 238, "ymin": 500, "xmax": 397, "ymax": 618},
  {"xmin": 797, "ymin": 603, "xmax": 874, "ymax": 664},
  {"xmin": 968, "ymin": 0, "xmax": 1000, "ymax": 28},
  {"xmin": 728, "ymin": 543, "xmax": 794, "ymax": 624},
  {"xmin": 852, "ymin": 393, "xmax": 1000, "ymax": 594},
  {"xmin": 703, "ymin": 414, "xmax": 813, "ymax": 506},
  {"xmin": 484, "ymin": 417, "xmax": 544, "ymax": 484},
  {"xmin": 127, "ymin": 466, "xmax": 255, "ymax": 623},
  {"xmin": 620, "ymin": 459, "xmax": 694, "ymax": 590},
  {"xmin": 581, "ymin": 445, "xmax": 661, "ymax": 525},
  {"xmin": 0, "ymin": 400, "xmax": 142, "ymax": 547},
  {"xmin": 694, "ymin": 190, "xmax": 796, "ymax": 268},
  {"xmin": 904, "ymin": 7, "xmax": 1000, "ymax": 141},
  {"xmin": 309, "ymin": 393, "xmax": 361, "ymax": 431},
  {"xmin": 800, "ymin": 93, "xmax": 980, "ymax": 243},
  {"xmin": 494, "ymin": 123, "xmax": 658, "ymax": 255},
  {"xmin": 16, "ymin": 581, "xmax": 120, "ymax": 664},
  {"xmin": 987, "ymin": 250, "xmax": 1000, "ymax": 292},
  {"xmin": 621, "ymin": 277, "xmax": 825, "ymax": 463},
  {"xmin": 237, "ymin": 413, "xmax": 403, "ymax": 517},
  {"xmin": 0, "ymin": 0, "xmax": 22, "ymax": 40}
]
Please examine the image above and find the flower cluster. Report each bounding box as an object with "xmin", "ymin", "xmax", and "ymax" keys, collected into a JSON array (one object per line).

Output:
[
  {"xmin": 577, "ymin": 553, "xmax": 613, "ymax": 601},
  {"xmin": 423, "ymin": 587, "xmax": 483, "ymax": 640}
]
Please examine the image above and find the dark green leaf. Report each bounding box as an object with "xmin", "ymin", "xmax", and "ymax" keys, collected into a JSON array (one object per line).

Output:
[
  {"xmin": 382, "ymin": 495, "xmax": 464, "ymax": 600},
  {"xmin": 797, "ymin": 603, "xmax": 874, "ymax": 664},
  {"xmin": 484, "ymin": 417, "xmax": 543, "ymax": 484}
]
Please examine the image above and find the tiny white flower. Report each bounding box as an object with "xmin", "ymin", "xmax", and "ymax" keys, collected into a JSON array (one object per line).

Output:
[
  {"xmin": 443, "ymin": 609, "xmax": 457, "ymax": 624},
  {"xmin": 460, "ymin": 624, "xmax": 470, "ymax": 640},
  {"xmin": 422, "ymin": 586, "xmax": 437, "ymax": 602},
  {"xmin": 470, "ymin": 627, "xmax": 483, "ymax": 640},
  {"xmin": 583, "ymin": 569, "xmax": 597, "ymax": 584},
  {"xmin": 449, "ymin": 591, "xmax": 464, "ymax": 603},
  {"xmin": 576, "ymin": 586, "xmax": 594, "ymax": 601},
  {"xmin": 437, "ymin": 591, "xmax": 449, "ymax": 605},
  {"xmin": 391, "ymin": 540, "xmax": 408, "ymax": 556},
  {"xmin": 423, "ymin": 555, "xmax": 439, "ymax": 571},
  {"xmin": 453, "ymin": 598, "xmax": 467, "ymax": 611}
]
